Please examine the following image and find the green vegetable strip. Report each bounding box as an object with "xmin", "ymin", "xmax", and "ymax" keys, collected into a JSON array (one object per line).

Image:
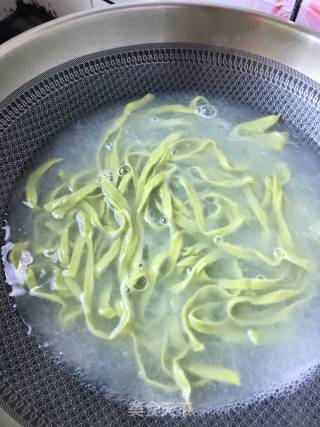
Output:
[
  {"xmin": 191, "ymin": 166, "xmax": 257, "ymax": 189},
  {"xmin": 216, "ymin": 241, "xmax": 283, "ymax": 266},
  {"xmin": 95, "ymin": 238, "xmax": 121, "ymax": 275},
  {"xmin": 63, "ymin": 276, "xmax": 82, "ymax": 299},
  {"xmin": 130, "ymin": 333, "xmax": 177, "ymax": 392},
  {"xmin": 260, "ymin": 132, "xmax": 288, "ymax": 151},
  {"xmin": 164, "ymin": 232, "xmax": 183, "ymax": 277},
  {"xmin": 271, "ymin": 173, "xmax": 294, "ymax": 249},
  {"xmin": 226, "ymin": 289, "xmax": 303, "ymax": 326},
  {"xmin": 98, "ymin": 285, "xmax": 116, "ymax": 319},
  {"xmin": 137, "ymin": 167, "xmax": 177, "ymax": 214},
  {"xmin": 63, "ymin": 235, "xmax": 86, "ymax": 277},
  {"xmin": 189, "ymin": 96, "xmax": 210, "ymax": 109},
  {"xmin": 216, "ymin": 276, "xmax": 282, "ymax": 290},
  {"xmin": 26, "ymin": 158, "xmax": 62, "ymax": 208},
  {"xmin": 234, "ymin": 115, "xmax": 288, "ymax": 151},
  {"xmin": 179, "ymin": 176, "xmax": 245, "ymax": 238},
  {"xmin": 172, "ymin": 359, "xmax": 192, "ymax": 409},
  {"xmin": 69, "ymin": 169, "xmax": 96, "ymax": 193},
  {"xmin": 145, "ymin": 104, "xmax": 194, "ymax": 116},
  {"xmin": 188, "ymin": 304, "xmax": 231, "ymax": 336},
  {"xmin": 96, "ymin": 94, "xmax": 155, "ymax": 172},
  {"xmin": 80, "ymin": 200, "xmax": 124, "ymax": 235},
  {"xmin": 118, "ymin": 212, "xmax": 140, "ymax": 282},
  {"xmin": 170, "ymin": 252, "xmax": 221, "ymax": 295},
  {"xmin": 59, "ymin": 226, "xmax": 70, "ymax": 266},
  {"xmin": 44, "ymin": 182, "xmax": 98, "ymax": 218},
  {"xmin": 160, "ymin": 184, "xmax": 174, "ymax": 230},
  {"xmin": 186, "ymin": 365, "xmax": 240, "ymax": 386},
  {"xmin": 244, "ymin": 186, "xmax": 269, "ymax": 232},
  {"xmin": 173, "ymin": 139, "xmax": 240, "ymax": 171},
  {"xmin": 47, "ymin": 180, "xmax": 69, "ymax": 202},
  {"xmin": 234, "ymin": 115, "xmax": 280, "ymax": 135},
  {"xmin": 8, "ymin": 242, "xmax": 29, "ymax": 267},
  {"xmin": 136, "ymin": 132, "xmax": 182, "ymax": 201}
]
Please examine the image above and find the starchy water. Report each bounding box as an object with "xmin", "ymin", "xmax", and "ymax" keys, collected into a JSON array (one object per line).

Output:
[{"xmin": 4, "ymin": 93, "xmax": 320, "ymax": 411}]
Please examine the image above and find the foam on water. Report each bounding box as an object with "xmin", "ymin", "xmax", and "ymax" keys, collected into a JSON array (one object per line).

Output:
[{"xmin": 5, "ymin": 93, "xmax": 320, "ymax": 412}]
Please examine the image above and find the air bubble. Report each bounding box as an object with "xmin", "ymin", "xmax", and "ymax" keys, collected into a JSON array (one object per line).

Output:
[
  {"xmin": 195, "ymin": 104, "xmax": 217, "ymax": 118},
  {"xmin": 100, "ymin": 171, "xmax": 113, "ymax": 183},
  {"xmin": 134, "ymin": 276, "xmax": 147, "ymax": 291},
  {"xmin": 43, "ymin": 249, "xmax": 60, "ymax": 264},
  {"xmin": 2, "ymin": 224, "xmax": 10, "ymax": 241},
  {"xmin": 105, "ymin": 141, "xmax": 113, "ymax": 151},
  {"xmin": 214, "ymin": 235, "xmax": 224, "ymax": 244},
  {"xmin": 159, "ymin": 216, "xmax": 167, "ymax": 225},
  {"xmin": 75, "ymin": 367, "xmax": 82, "ymax": 375},
  {"xmin": 185, "ymin": 267, "xmax": 192, "ymax": 275},
  {"xmin": 118, "ymin": 165, "xmax": 130, "ymax": 176},
  {"xmin": 150, "ymin": 116, "xmax": 158, "ymax": 122},
  {"xmin": 273, "ymin": 247, "xmax": 286, "ymax": 259},
  {"xmin": 170, "ymin": 149, "xmax": 176, "ymax": 155}
]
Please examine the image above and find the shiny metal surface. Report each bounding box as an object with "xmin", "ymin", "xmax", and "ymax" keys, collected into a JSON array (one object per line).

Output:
[
  {"xmin": 0, "ymin": 409, "xmax": 21, "ymax": 427},
  {"xmin": 0, "ymin": 1, "xmax": 320, "ymax": 103}
]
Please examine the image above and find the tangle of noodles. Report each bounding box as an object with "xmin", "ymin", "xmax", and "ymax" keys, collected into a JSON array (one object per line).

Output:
[{"xmin": 4, "ymin": 94, "xmax": 315, "ymax": 410}]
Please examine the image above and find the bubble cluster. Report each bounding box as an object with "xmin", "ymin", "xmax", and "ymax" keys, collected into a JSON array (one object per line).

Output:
[
  {"xmin": 96, "ymin": 171, "xmax": 114, "ymax": 183},
  {"xmin": 195, "ymin": 104, "xmax": 217, "ymax": 118},
  {"xmin": 118, "ymin": 165, "xmax": 130, "ymax": 176},
  {"xmin": 103, "ymin": 171, "xmax": 114, "ymax": 182},
  {"xmin": 273, "ymin": 247, "xmax": 286, "ymax": 259}
]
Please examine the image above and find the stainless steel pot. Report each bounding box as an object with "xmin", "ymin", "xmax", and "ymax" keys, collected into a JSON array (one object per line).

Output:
[
  {"xmin": 1, "ymin": 3, "xmax": 320, "ymax": 426},
  {"xmin": 1, "ymin": 1, "xmax": 320, "ymax": 104}
]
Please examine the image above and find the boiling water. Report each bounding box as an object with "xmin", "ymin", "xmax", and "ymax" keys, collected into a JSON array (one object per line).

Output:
[{"xmin": 4, "ymin": 94, "xmax": 320, "ymax": 412}]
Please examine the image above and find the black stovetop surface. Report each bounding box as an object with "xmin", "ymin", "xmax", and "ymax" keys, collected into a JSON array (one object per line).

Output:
[{"xmin": 0, "ymin": 1, "xmax": 54, "ymax": 45}]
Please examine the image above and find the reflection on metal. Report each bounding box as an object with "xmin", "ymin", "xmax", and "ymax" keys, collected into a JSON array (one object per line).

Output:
[{"xmin": 0, "ymin": 2, "xmax": 320, "ymax": 104}]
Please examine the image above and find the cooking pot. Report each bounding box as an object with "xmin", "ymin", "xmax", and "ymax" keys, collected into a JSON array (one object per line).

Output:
[{"xmin": 1, "ymin": 2, "xmax": 320, "ymax": 426}]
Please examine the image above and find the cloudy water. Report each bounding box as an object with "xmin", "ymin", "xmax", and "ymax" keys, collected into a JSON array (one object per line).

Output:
[{"xmin": 4, "ymin": 93, "xmax": 320, "ymax": 412}]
